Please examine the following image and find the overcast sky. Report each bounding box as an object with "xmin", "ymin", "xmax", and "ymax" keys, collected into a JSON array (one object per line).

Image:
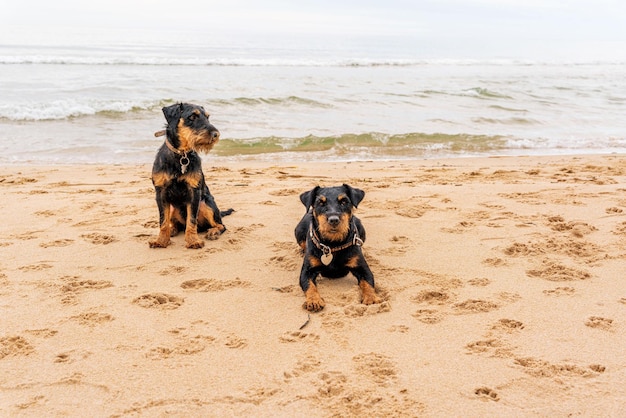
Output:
[{"xmin": 2, "ymin": 0, "xmax": 625, "ymax": 60}]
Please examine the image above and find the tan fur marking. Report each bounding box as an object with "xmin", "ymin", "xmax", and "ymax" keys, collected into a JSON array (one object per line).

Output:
[
  {"xmin": 303, "ymin": 280, "xmax": 325, "ymax": 312},
  {"xmin": 197, "ymin": 202, "xmax": 218, "ymax": 227},
  {"xmin": 184, "ymin": 204, "xmax": 204, "ymax": 249},
  {"xmin": 180, "ymin": 171, "xmax": 202, "ymax": 189},
  {"xmin": 177, "ymin": 120, "xmax": 194, "ymax": 152},
  {"xmin": 316, "ymin": 212, "xmax": 351, "ymax": 242},
  {"xmin": 359, "ymin": 280, "xmax": 382, "ymax": 305},
  {"xmin": 177, "ymin": 120, "xmax": 218, "ymax": 154},
  {"xmin": 152, "ymin": 171, "xmax": 172, "ymax": 188},
  {"xmin": 308, "ymin": 254, "xmax": 322, "ymax": 268},
  {"xmin": 346, "ymin": 255, "xmax": 360, "ymax": 269},
  {"xmin": 149, "ymin": 203, "xmax": 172, "ymax": 248}
]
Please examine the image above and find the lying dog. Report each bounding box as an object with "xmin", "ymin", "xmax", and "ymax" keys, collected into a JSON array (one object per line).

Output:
[
  {"xmin": 295, "ymin": 184, "xmax": 382, "ymax": 311},
  {"xmin": 149, "ymin": 103, "xmax": 233, "ymax": 249}
]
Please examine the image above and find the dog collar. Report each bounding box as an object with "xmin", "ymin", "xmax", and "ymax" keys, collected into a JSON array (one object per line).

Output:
[
  {"xmin": 164, "ymin": 139, "xmax": 190, "ymax": 174},
  {"xmin": 309, "ymin": 222, "xmax": 363, "ymax": 255}
]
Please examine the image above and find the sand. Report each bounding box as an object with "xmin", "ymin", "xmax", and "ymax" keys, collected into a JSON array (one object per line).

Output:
[{"xmin": 1, "ymin": 154, "xmax": 625, "ymax": 417}]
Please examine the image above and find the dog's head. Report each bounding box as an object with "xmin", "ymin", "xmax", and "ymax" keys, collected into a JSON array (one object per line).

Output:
[
  {"xmin": 299, "ymin": 184, "xmax": 365, "ymax": 242},
  {"xmin": 162, "ymin": 103, "xmax": 220, "ymax": 153}
]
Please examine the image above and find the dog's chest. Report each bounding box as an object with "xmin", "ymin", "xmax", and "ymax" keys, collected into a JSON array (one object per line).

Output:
[{"xmin": 164, "ymin": 178, "xmax": 193, "ymax": 202}]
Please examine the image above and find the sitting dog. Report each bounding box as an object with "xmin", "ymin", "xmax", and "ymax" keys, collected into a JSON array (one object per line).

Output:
[
  {"xmin": 295, "ymin": 184, "xmax": 382, "ymax": 312},
  {"xmin": 149, "ymin": 103, "xmax": 233, "ymax": 249}
]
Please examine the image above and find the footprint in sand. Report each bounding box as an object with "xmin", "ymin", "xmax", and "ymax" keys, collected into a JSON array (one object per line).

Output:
[
  {"xmin": 387, "ymin": 325, "xmax": 410, "ymax": 333},
  {"xmin": 25, "ymin": 329, "xmax": 58, "ymax": 338},
  {"xmin": 132, "ymin": 293, "xmax": 184, "ymax": 310},
  {"xmin": 19, "ymin": 263, "xmax": 53, "ymax": 272},
  {"xmin": 585, "ymin": 316, "xmax": 614, "ymax": 331},
  {"xmin": 352, "ymin": 352, "xmax": 398, "ymax": 386},
  {"xmin": 180, "ymin": 277, "xmax": 250, "ymax": 292},
  {"xmin": 70, "ymin": 312, "xmax": 114, "ymax": 326},
  {"xmin": 283, "ymin": 356, "xmax": 321, "ymax": 380},
  {"xmin": 526, "ymin": 260, "xmax": 591, "ymax": 281},
  {"xmin": 394, "ymin": 205, "xmax": 429, "ymax": 219},
  {"xmin": 514, "ymin": 357, "xmax": 603, "ymax": 378},
  {"xmin": 468, "ymin": 277, "xmax": 491, "ymax": 287},
  {"xmin": 60, "ymin": 279, "xmax": 113, "ymax": 292},
  {"xmin": 491, "ymin": 318, "xmax": 524, "ymax": 332},
  {"xmin": 0, "ymin": 336, "xmax": 34, "ymax": 359},
  {"xmin": 316, "ymin": 371, "xmax": 348, "ymax": 397},
  {"xmin": 613, "ymin": 222, "xmax": 626, "ymax": 235},
  {"xmin": 343, "ymin": 301, "xmax": 391, "ymax": 318},
  {"xmin": 268, "ymin": 188, "xmax": 300, "ymax": 197},
  {"xmin": 224, "ymin": 334, "xmax": 248, "ymax": 349},
  {"xmin": 453, "ymin": 299, "xmax": 500, "ymax": 314},
  {"xmin": 268, "ymin": 254, "xmax": 300, "ymax": 271},
  {"xmin": 412, "ymin": 309, "xmax": 444, "ymax": 324},
  {"xmin": 465, "ymin": 338, "xmax": 504, "ymax": 355},
  {"xmin": 80, "ymin": 233, "xmax": 117, "ymax": 245},
  {"xmin": 146, "ymin": 339, "xmax": 207, "ymax": 359},
  {"xmin": 411, "ymin": 290, "xmax": 451, "ymax": 305},
  {"xmin": 39, "ymin": 239, "xmax": 74, "ymax": 248},
  {"xmin": 474, "ymin": 387, "xmax": 500, "ymax": 402},
  {"xmin": 59, "ymin": 278, "xmax": 113, "ymax": 305},
  {"xmin": 543, "ymin": 286, "xmax": 576, "ymax": 296},
  {"xmin": 441, "ymin": 221, "xmax": 475, "ymax": 234},
  {"xmin": 381, "ymin": 235, "xmax": 411, "ymax": 256},
  {"xmin": 482, "ymin": 257, "xmax": 507, "ymax": 267},
  {"xmin": 279, "ymin": 331, "xmax": 320, "ymax": 343}
]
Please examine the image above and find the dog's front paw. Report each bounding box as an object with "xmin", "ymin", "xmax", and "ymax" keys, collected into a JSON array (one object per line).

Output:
[
  {"xmin": 359, "ymin": 281, "xmax": 382, "ymax": 305},
  {"xmin": 361, "ymin": 292, "xmax": 382, "ymax": 305},
  {"xmin": 303, "ymin": 285, "xmax": 325, "ymax": 312},
  {"xmin": 303, "ymin": 297, "xmax": 325, "ymax": 312},
  {"xmin": 149, "ymin": 237, "xmax": 170, "ymax": 248},
  {"xmin": 185, "ymin": 238, "xmax": 205, "ymax": 249}
]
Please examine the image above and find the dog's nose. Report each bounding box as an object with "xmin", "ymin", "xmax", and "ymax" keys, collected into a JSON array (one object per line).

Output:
[
  {"xmin": 328, "ymin": 215, "xmax": 340, "ymax": 227},
  {"xmin": 211, "ymin": 130, "xmax": 220, "ymax": 140}
]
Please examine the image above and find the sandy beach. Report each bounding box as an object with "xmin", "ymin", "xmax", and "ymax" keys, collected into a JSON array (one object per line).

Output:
[{"xmin": 1, "ymin": 154, "xmax": 625, "ymax": 417}]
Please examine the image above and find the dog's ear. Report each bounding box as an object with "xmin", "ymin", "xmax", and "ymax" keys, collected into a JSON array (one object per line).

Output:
[
  {"xmin": 299, "ymin": 186, "xmax": 320, "ymax": 210},
  {"xmin": 162, "ymin": 103, "xmax": 184, "ymax": 125},
  {"xmin": 342, "ymin": 184, "xmax": 365, "ymax": 208}
]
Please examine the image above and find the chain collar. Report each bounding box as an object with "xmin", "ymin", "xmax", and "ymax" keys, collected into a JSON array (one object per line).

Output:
[
  {"xmin": 308, "ymin": 221, "xmax": 363, "ymax": 256},
  {"xmin": 164, "ymin": 139, "xmax": 190, "ymax": 174}
]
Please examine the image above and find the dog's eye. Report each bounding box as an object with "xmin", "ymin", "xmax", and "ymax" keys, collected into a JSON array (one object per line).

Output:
[
  {"xmin": 188, "ymin": 114, "xmax": 198, "ymax": 121},
  {"xmin": 339, "ymin": 198, "xmax": 349, "ymax": 206}
]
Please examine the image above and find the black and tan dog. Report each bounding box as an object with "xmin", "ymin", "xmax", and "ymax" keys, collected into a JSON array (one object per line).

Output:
[
  {"xmin": 149, "ymin": 103, "xmax": 233, "ymax": 249},
  {"xmin": 295, "ymin": 184, "xmax": 382, "ymax": 312}
]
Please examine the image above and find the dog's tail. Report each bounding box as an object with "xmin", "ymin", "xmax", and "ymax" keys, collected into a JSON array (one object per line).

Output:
[{"xmin": 221, "ymin": 208, "xmax": 235, "ymax": 217}]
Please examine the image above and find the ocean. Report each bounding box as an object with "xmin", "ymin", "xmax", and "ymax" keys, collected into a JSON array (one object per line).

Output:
[{"xmin": 1, "ymin": 33, "xmax": 625, "ymax": 165}]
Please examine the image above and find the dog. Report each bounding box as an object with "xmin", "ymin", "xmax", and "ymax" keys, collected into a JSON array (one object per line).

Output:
[
  {"xmin": 149, "ymin": 103, "xmax": 233, "ymax": 249},
  {"xmin": 295, "ymin": 184, "xmax": 382, "ymax": 312}
]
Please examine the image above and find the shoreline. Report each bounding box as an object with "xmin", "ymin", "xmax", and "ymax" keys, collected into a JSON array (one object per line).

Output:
[{"xmin": 1, "ymin": 154, "xmax": 625, "ymax": 416}]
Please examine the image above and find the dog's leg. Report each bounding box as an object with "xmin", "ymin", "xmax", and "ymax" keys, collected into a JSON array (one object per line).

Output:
[
  {"xmin": 184, "ymin": 191, "xmax": 205, "ymax": 249},
  {"xmin": 149, "ymin": 193, "xmax": 172, "ymax": 248},
  {"xmin": 300, "ymin": 258, "xmax": 325, "ymax": 312},
  {"xmin": 303, "ymin": 280, "xmax": 325, "ymax": 312},
  {"xmin": 359, "ymin": 280, "xmax": 382, "ymax": 305},
  {"xmin": 350, "ymin": 256, "xmax": 382, "ymax": 305},
  {"xmin": 197, "ymin": 202, "xmax": 225, "ymax": 240}
]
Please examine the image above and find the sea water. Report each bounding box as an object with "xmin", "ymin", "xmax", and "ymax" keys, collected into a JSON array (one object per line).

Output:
[{"xmin": 1, "ymin": 31, "xmax": 625, "ymax": 164}]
